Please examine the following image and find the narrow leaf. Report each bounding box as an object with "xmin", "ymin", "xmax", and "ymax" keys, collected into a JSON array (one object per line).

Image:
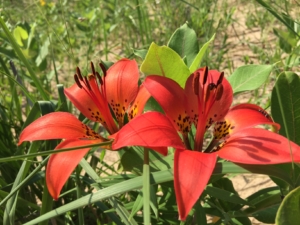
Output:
[{"xmin": 189, "ymin": 34, "xmax": 215, "ymax": 73}]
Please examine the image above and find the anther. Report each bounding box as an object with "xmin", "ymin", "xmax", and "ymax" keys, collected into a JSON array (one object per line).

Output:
[
  {"xmin": 74, "ymin": 74, "xmax": 83, "ymax": 88},
  {"xmin": 217, "ymin": 71, "xmax": 224, "ymax": 86},
  {"xmin": 193, "ymin": 71, "xmax": 200, "ymax": 95},
  {"xmin": 215, "ymin": 85, "xmax": 223, "ymax": 101},
  {"xmin": 90, "ymin": 62, "xmax": 96, "ymax": 75},
  {"xmin": 76, "ymin": 67, "xmax": 83, "ymax": 81},
  {"xmin": 99, "ymin": 63, "xmax": 107, "ymax": 77},
  {"xmin": 95, "ymin": 71, "xmax": 103, "ymax": 85},
  {"xmin": 208, "ymin": 83, "xmax": 216, "ymax": 90},
  {"xmin": 203, "ymin": 66, "xmax": 208, "ymax": 85},
  {"xmin": 205, "ymin": 87, "xmax": 211, "ymax": 102},
  {"xmin": 84, "ymin": 76, "xmax": 92, "ymax": 90}
]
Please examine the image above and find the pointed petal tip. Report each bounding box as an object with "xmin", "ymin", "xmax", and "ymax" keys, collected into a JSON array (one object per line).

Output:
[
  {"xmin": 46, "ymin": 139, "xmax": 101, "ymax": 200},
  {"xmin": 174, "ymin": 150, "xmax": 217, "ymax": 221}
]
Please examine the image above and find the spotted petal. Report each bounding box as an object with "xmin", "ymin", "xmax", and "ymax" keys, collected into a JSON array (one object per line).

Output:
[
  {"xmin": 174, "ymin": 149, "xmax": 217, "ymax": 220},
  {"xmin": 64, "ymin": 80, "xmax": 118, "ymax": 134},
  {"xmin": 105, "ymin": 59, "xmax": 139, "ymax": 124},
  {"xmin": 46, "ymin": 139, "xmax": 103, "ymax": 200},
  {"xmin": 218, "ymin": 128, "xmax": 300, "ymax": 164},
  {"xmin": 213, "ymin": 104, "xmax": 280, "ymax": 140},
  {"xmin": 128, "ymin": 84, "xmax": 151, "ymax": 120},
  {"xmin": 144, "ymin": 76, "xmax": 191, "ymax": 134},
  {"xmin": 111, "ymin": 112, "xmax": 185, "ymax": 155},
  {"xmin": 18, "ymin": 112, "xmax": 103, "ymax": 144}
]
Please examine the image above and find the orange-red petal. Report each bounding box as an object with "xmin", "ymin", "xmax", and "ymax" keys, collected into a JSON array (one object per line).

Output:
[
  {"xmin": 206, "ymin": 69, "xmax": 233, "ymax": 123},
  {"xmin": 144, "ymin": 76, "xmax": 191, "ymax": 134},
  {"xmin": 218, "ymin": 128, "xmax": 300, "ymax": 164},
  {"xmin": 18, "ymin": 112, "xmax": 94, "ymax": 144},
  {"xmin": 174, "ymin": 149, "xmax": 217, "ymax": 220},
  {"xmin": 105, "ymin": 59, "xmax": 139, "ymax": 124},
  {"xmin": 213, "ymin": 103, "xmax": 280, "ymax": 140},
  {"xmin": 46, "ymin": 139, "xmax": 103, "ymax": 200},
  {"xmin": 128, "ymin": 84, "xmax": 151, "ymax": 120},
  {"xmin": 111, "ymin": 112, "xmax": 185, "ymax": 155}
]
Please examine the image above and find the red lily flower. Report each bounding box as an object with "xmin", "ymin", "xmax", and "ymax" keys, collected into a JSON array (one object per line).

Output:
[
  {"xmin": 18, "ymin": 59, "xmax": 154, "ymax": 200},
  {"xmin": 111, "ymin": 67, "xmax": 300, "ymax": 220}
]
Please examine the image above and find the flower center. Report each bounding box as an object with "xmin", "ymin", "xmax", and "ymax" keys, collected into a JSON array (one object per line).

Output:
[
  {"xmin": 193, "ymin": 67, "xmax": 225, "ymax": 151},
  {"xmin": 213, "ymin": 120, "xmax": 235, "ymax": 139},
  {"xmin": 73, "ymin": 62, "xmax": 118, "ymax": 134},
  {"xmin": 173, "ymin": 112, "xmax": 192, "ymax": 135}
]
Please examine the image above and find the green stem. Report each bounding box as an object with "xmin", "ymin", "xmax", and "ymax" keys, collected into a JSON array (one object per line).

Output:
[
  {"xmin": 76, "ymin": 167, "xmax": 84, "ymax": 225},
  {"xmin": 143, "ymin": 148, "xmax": 150, "ymax": 225}
]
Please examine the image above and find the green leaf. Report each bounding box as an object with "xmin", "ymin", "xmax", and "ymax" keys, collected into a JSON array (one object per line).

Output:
[
  {"xmin": 254, "ymin": 204, "xmax": 279, "ymax": 224},
  {"xmin": 189, "ymin": 34, "xmax": 215, "ymax": 73},
  {"xmin": 271, "ymin": 72, "xmax": 300, "ymax": 145},
  {"xmin": 227, "ymin": 64, "xmax": 273, "ymax": 94},
  {"xmin": 244, "ymin": 187, "xmax": 281, "ymax": 214},
  {"xmin": 80, "ymin": 159, "xmax": 134, "ymax": 225},
  {"xmin": 129, "ymin": 191, "xmax": 143, "ymax": 220},
  {"xmin": 133, "ymin": 48, "xmax": 148, "ymax": 60},
  {"xmin": 194, "ymin": 203, "xmax": 207, "ymax": 225},
  {"xmin": 204, "ymin": 186, "xmax": 251, "ymax": 206},
  {"xmin": 214, "ymin": 162, "xmax": 293, "ymax": 186},
  {"xmin": 0, "ymin": 47, "xmax": 17, "ymax": 59},
  {"xmin": 149, "ymin": 185, "xmax": 158, "ymax": 218},
  {"xmin": 167, "ymin": 23, "xmax": 199, "ymax": 67},
  {"xmin": 121, "ymin": 147, "xmax": 173, "ymax": 174},
  {"xmin": 140, "ymin": 42, "xmax": 190, "ymax": 87},
  {"xmin": 35, "ymin": 38, "xmax": 50, "ymax": 67},
  {"xmin": 21, "ymin": 160, "xmax": 295, "ymax": 225},
  {"xmin": 276, "ymin": 186, "xmax": 300, "ymax": 225},
  {"xmin": 13, "ymin": 26, "xmax": 28, "ymax": 47},
  {"xmin": 23, "ymin": 169, "xmax": 174, "ymax": 225},
  {"xmin": 0, "ymin": 17, "xmax": 49, "ymax": 100}
]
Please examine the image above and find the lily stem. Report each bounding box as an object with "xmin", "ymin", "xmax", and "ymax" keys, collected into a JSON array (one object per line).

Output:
[
  {"xmin": 143, "ymin": 148, "xmax": 151, "ymax": 225},
  {"xmin": 76, "ymin": 166, "xmax": 84, "ymax": 225}
]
